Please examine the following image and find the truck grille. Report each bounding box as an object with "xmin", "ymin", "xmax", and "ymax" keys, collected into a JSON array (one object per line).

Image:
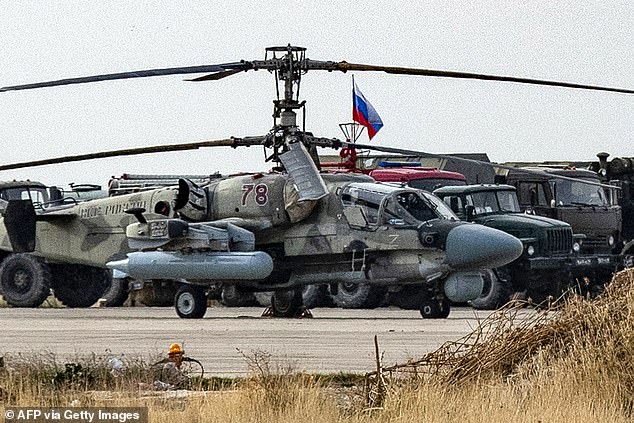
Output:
[{"xmin": 546, "ymin": 228, "xmax": 572, "ymax": 254}]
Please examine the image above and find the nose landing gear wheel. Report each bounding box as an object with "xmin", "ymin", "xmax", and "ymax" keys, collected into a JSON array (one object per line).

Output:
[
  {"xmin": 175, "ymin": 285, "xmax": 207, "ymax": 319},
  {"xmin": 420, "ymin": 299, "xmax": 450, "ymax": 319}
]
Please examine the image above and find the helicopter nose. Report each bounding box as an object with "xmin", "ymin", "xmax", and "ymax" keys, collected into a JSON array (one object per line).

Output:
[{"xmin": 445, "ymin": 224, "xmax": 523, "ymax": 271}]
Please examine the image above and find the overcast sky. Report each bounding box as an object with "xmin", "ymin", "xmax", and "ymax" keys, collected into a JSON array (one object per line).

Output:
[{"xmin": 1, "ymin": 1, "xmax": 633, "ymax": 187}]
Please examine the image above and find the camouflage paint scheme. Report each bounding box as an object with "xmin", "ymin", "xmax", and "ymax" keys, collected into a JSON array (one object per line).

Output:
[
  {"xmin": 0, "ymin": 171, "xmax": 523, "ymax": 317},
  {"xmin": 0, "ymin": 187, "xmax": 178, "ymax": 266}
]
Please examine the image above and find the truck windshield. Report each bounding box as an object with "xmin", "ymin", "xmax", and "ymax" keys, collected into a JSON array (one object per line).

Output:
[
  {"xmin": 552, "ymin": 178, "xmax": 609, "ymax": 206},
  {"xmin": 0, "ymin": 187, "xmax": 49, "ymax": 205},
  {"xmin": 469, "ymin": 190, "xmax": 521, "ymax": 214}
]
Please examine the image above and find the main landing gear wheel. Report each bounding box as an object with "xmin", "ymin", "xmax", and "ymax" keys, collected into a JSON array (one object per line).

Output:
[
  {"xmin": 175, "ymin": 285, "xmax": 207, "ymax": 319},
  {"xmin": 419, "ymin": 298, "xmax": 450, "ymax": 319},
  {"xmin": 266, "ymin": 289, "xmax": 312, "ymax": 318}
]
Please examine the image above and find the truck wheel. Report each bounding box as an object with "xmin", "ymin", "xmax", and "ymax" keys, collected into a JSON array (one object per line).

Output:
[
  {"xmin": 420, "ymin": 299, "xmax": 450, "ymax": 319},
  {"xmin": 271, "ymin": 289, "xmax": 304, "ymax": 317},
  {"xmin": 332, "ymin": 283, "xmax": 386, "ymax": 309},
  {"xmin": 0, "ymin": 254, "xmax": 51, "ymax": 307},
  {"xmin": 51, "ymin": 265, "xmax": 110, "ymax": 308},
  {"xmin": 302, "ymin": 284, "xmax": 331, "ymax": 308},
  {"xmin": 102, "ymin": 277, "xmax": 130, "ymax": 307},
  {"xmin": 175, "ymin": 285, "xmax": 207, "ymax": 319},
  {"xmin": 469, "ymin": 268, "xmax": 512, "ymax": 310}
]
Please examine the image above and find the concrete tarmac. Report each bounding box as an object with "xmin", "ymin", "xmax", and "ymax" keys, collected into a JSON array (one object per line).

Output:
[{"xmin": 0, "ymin": 306, "xmax": 499, "ymax": 377}]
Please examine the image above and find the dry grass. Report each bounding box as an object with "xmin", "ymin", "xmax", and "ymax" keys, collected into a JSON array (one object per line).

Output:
[
  {"xmin": 365, "ymin": 268, "xmax": 634, "ymax": 421},
  {"xmin": 2, "ymin": 269, "xmax": 634, "ymax": 422},
  {"xmin": 0, "ymin": 294, "xmax": 64, "ymax": 308}
]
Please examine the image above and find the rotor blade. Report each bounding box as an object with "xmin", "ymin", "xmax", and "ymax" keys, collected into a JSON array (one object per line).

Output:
[
  {"xmin": 344, "ymin": 141, "xmax": 619, "ymax": 189},
  {"xmin": 186, "ymin": 69, "xmax": 246, "ymax": 82},
  {"xmin": 0, "ymin": 137, "xmax": 266, "ymax": 171},
  {"xmin": 0, "ymin": 63, "xmax": 248, "ymax": 92},
  {"xmin": 334, "ymin": 62, "xmax": 634, "ymax": 95}
]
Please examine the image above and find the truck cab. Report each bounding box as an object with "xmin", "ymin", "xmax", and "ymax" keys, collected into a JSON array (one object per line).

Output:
[
  {"xmin": 503, "ymin": 167, "xmax": 622, "ymax": 257},
  {"xmin": 433, "ymin": 184, "xmax": 589, "ymax": 307},
  {"xmin": 0, "ymin": 181, "xmax": 51, "ymax": 214}
]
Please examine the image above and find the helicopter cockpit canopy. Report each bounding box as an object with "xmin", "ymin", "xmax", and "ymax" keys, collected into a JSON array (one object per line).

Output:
[{"xmin": 340, "ymin": 182, "xmax": 457, "ymax": 229}]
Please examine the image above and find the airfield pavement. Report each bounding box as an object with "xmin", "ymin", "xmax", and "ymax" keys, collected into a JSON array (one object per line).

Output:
[{"xmin": 0, "ymin": 306, "xmax": 506, "ymax": 377}]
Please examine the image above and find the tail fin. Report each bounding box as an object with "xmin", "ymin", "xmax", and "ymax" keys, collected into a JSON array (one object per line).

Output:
[{"xmin": 4, "ymin": 200, "xmax": 36, "ymax": 252}]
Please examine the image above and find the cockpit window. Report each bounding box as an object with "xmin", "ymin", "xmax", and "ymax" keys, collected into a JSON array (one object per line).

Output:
[
  {"xmin": 341, "ymin": 189, "xmax": 382, "ymax": 225},
  {"xmin": 341, "ymin": 184, "xmax": 450, "ymax": 229},
  {"xmin": 396, "ymin": 192, "xmax": 436, "ymax": 222}
]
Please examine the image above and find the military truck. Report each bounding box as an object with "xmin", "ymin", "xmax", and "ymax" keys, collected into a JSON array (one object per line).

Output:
[
  {"xmin": 498, "ymin": 166, "xmax": 621, "ymax": 286},
  {"xmin": 0, "ymin": 180, "xmax": 111, "ymax": 307},
  {"xmin": 433, "ymin": 184, "xmax": 590, "ymax": 308},
  {"xmin": 590, "ymin": 153, "xmax": 634, "ymax": 268}
]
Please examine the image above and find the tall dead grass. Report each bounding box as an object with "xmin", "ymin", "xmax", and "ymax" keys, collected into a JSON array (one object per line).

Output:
[
  {"xmin": 2, "ymin": 269, "xmax": 634, "ymax": 422},
  {"xmin": 366, "ymin": 268, "xmax": 634, "ymax": 421}
]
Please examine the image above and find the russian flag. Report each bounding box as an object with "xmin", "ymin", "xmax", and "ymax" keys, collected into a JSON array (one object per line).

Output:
[{"xmin": 353, "ymin": 81, "xmax": 383, "ymax": 140}]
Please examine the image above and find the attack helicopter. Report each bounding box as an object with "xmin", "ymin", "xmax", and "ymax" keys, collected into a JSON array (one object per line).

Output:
[{"xmin": 0, "ymin": 45, "xmax": 631, "ymax": 319}]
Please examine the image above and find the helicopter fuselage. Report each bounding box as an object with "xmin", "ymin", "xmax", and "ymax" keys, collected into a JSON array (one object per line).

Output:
[{"xmin": 0, "ymin": 171, "xmax": 523, "ymax": 317}]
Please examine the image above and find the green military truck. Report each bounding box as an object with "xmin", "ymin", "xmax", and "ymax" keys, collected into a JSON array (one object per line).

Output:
[{"xmin": 433, "ymin": 184, "xmax": 587, "ymax": 308}]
